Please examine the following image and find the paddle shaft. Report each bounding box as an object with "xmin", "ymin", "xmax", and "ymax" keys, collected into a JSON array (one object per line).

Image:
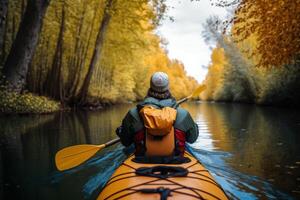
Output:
[
  {"xmin": 105, "ymin": 138, "xmax": 121, "ymax": 147},
  {"xmin": 174, "ymin": 95, "xmax": 192, "ymax": 108},
  {"xmin": 55, "ymin": 85, "xmax": 205, "ymax": 171}
]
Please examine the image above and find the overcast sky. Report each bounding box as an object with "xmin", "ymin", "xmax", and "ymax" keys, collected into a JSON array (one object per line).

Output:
[{"xmin": 157, "ymin": 0, "xmax": 228, "ymax": 83}]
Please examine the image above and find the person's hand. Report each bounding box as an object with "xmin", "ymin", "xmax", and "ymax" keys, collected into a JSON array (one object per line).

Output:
[{"xmin": 116, "ymin": 126, "xmax": 123, "ymax": 137}]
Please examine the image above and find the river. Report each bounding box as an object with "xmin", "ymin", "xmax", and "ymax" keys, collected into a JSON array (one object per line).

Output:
[{"xmin": 0, "ymin": 102, "xmax": 299, "ymax": 199}]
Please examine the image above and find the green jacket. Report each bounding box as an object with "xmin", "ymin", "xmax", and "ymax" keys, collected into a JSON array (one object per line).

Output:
[{"xmin": 117, "ymin": 97, "xmax": 199, "ymax": 146}]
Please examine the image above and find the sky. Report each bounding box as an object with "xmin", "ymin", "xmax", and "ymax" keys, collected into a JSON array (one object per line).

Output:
[{"xmin": 157, "ymin": 0, "xmax": 228, "ymax": 83}]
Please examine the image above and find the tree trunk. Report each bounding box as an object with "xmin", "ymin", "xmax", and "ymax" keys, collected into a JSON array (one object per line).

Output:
[
  {"xmin": 2, "ymin": 0, "xmax": 50, "ymax": 93},
  {"xmin": 0, "ymin": 0, "xmax": 8, "ymax": 64},
  {"xmin": 65, "ymin": 3, "xmax": 87, "ymax": 98},
  {"xmin": 69, "ymin": 10, "xmax": 96, "ymax": 99},
  {"xmin": 77, "ymin": 0, "xmax": 113, "ymax": 104},
  {"xmin": 44, "ymin": 6, "xmax": 65, "ymax": 102}
]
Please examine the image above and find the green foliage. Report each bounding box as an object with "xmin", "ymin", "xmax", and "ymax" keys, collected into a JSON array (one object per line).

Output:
[
  {"xmin": 257, "ymin": 63, "xmax": 300, "ymax": 106},
  {"xmin": 0, "ymin": 90, "xmax": 60, "ymax": 114},
  {"xmin": 204, "ymin": 43, "xmax": 300, "ymax": 106},
  {"xmin": 214, "ymin": 41, "xmax": 256, "ymax": 102}
]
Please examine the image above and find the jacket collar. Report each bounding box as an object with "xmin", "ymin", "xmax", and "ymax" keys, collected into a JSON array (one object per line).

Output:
[{"xmin": 137, "ymin": 97, "xmax": 177, "ymax": 109}]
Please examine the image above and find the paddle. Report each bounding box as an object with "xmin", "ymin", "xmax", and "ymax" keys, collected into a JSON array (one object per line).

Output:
[
  {"xmin": 55, "ymin": 138, "xmax": 120, "ymax": 171},
  {"xmin": 175, "ymin": 84, "xmax": 206, "ymax": 107},
  {"xmin": 55, "ymin": 84, "xmax": 206, "ymax": 171}
]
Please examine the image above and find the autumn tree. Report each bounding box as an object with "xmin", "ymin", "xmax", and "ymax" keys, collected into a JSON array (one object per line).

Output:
[
  {"xmin": 202, "ymin": 16, "xmax": 257, "ymax": 102},
  {"xmin": 77, "ymin": 0, "xmax": 114, "ymax": 104},
  {"xmin": 44, "ymin": 5, "xmax": 65, "ymax": 102},
  {"xmin": 2, "ymin": 0, "xmax": 51, "ymax": 93},
  {"xmin": 77, "ymin": 0, "xmax": 170, "ymax": 104},
  {"xmin": 201, "ymin": 47, "xmax": 226, "ymax": 100},
  {"xmin": 1, "ymin": 0, "xmax": 26, "ymax": 68},
  {"xmin": 202, "ymin": 5, "xmax": 300, "ymax": 105},
  {"xmin": 1, "ymin": 0, "xmax": 198, "ymax": 109},
  {"xmin": 0, "ymin": 0, "xmax": 8, "ymax": 64},
  {"xmin": 232, "ymin": 0, "xmax": 300, "ymax": 67}
]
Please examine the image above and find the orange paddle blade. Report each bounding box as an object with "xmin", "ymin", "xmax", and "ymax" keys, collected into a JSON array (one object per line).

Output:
[
  {"xmin": 191, "ymin": 84, "xmax": 206, "ymax": 98},
  {"xmin": 55, "ymin": 144, "xmax": 105, "ymax": 171}
]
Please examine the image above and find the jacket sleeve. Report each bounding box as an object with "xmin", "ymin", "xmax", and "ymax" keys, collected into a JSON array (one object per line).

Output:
[
  {"xmin": 174, "ymin": 108, "xmax": 199, "ymax": 144},
  {"xmin": 185, "ymin": 119, "xmax": 199, "ymax": 143},
  {"xmin": 116, "ymin": 108, "xmax": 143, "ymax": 147}
]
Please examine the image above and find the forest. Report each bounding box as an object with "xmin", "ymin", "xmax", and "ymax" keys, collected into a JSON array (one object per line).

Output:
[
  {"xmin": 0, "ymin": 0, "xmax": 299, "ymax": 113},
  {"xmin": 201, "ymin": 0, "xmax": 300, "ymax": 106},
  {"xmin": 0, "ymin": 0, "xmax": 197, "ymax": 113}
]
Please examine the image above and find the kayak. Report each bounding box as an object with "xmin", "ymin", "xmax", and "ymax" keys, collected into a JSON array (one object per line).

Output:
[{"xmin": 98, "ymin": 151, "xmax": 229, "ymax": 200}]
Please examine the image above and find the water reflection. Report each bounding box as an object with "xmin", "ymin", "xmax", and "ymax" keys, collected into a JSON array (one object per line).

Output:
[
  {"xmin": 0, "ymin": 104, "xmax": 132, "ymax": 200},
  {"xmin": 0, "ymin": 102, "xmax": 299, "ymax": 199},
  {"xmin": 183, "ymin": 102, "xmax": 299, "ymax": 199}
]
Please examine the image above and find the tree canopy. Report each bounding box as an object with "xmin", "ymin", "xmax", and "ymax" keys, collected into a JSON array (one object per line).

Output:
[
  {"xmin": 201, "ymin": 1, "xmax": 300, "ymax": 106},
  {"xmin": 0, "ymin": 0, "xmax": 198, "ymax": 109},
  {"xmin": 232, "ymin": 0, "xmax": 300, "ymax": 67}
]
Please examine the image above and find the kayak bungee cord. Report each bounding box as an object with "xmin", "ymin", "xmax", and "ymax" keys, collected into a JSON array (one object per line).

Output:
[{"xmin": 99, "ymin": 152, "xmax": 228, "ymax": 200}]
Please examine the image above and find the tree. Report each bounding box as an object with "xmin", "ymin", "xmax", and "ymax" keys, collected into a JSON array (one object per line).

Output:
[
  {"xmin": 2, "ymin": 0, "xmax": 50, "ymax": 93},
  {"xmin": 201, "ymin": 47, "xmax": 226, "ymax": 100},
  {"xmin": 1, "ymin": 0, "xmax": 197, "ymax": 107},
  {"xmin": 77, "ymin": 0, "xmax": 114, "ymax": 104},
  {"xmin": 44, "ymin": 6, "xmax": 65, "ymax": 102},
  {"xmin": 232, "ymin": 0, "xmax": 300, "ymax": 67},
  {"xmin": 0, "ymin": 0, "xmax": 8, "ymax": 64},
  {"xmin": 201, "ymin": 16, "xmax": 256, "ymax": 102}
]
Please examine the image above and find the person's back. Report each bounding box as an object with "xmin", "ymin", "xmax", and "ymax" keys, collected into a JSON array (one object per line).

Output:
[{"xmin": 116, "ymin": 72, "xmax": 198, "ymax": 163}]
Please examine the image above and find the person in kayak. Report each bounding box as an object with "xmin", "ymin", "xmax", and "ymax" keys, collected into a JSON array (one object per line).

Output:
[{"xmin": 116, "ymin": 72, "xmax": 199, "ymax": 163}]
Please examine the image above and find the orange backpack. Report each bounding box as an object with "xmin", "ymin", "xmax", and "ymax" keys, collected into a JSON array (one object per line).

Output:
[{"xmin": 139, "ymin": 106, "xmax": 177, "ymax": 156}]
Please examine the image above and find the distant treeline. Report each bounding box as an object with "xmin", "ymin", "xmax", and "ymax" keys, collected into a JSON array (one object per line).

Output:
[
  {"xmin": 0, "ymin": 0, "xmax": 197, "ymax": 109},
  {"xmin": 201, "ymin": 0, "xmax": 300, "ymax": 106}
]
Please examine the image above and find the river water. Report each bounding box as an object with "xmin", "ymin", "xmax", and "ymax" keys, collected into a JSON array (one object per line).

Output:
[{"xmin": 0, "ymin": 102, "xmax": 299, "ymax": 199}]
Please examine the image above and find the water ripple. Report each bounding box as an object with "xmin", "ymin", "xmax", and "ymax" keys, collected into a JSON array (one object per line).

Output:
[{"xmin": 187, "ymin": 145, "xmax": 293, "ymax": 200}]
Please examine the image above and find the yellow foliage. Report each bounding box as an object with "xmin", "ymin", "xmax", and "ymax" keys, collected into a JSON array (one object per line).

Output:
[
  {"xmin": 0, "ymin": 90, "xmax": 60, "ymax": 114},
  {"xmin": 232, "ymin": 0, "xmax": 300, "ymax": 67},
  {"xmin": 201, "ymin": 47, "xmax": 227, "ymax": 100},
  {"xmin": 3, "ymin": 0, "xmax": 197, "ymax": 106}
]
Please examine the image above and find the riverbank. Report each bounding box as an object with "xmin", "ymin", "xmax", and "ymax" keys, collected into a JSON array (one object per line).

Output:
[
  {"xmin": 0, "ymin": 90, "xmax": 119, "ymax": 114},
  {"xmin": 0, "ymin": 90, "xmax": 60, "ymax": 114},
  {"xmin": 1, "ymin": 89, "xmax": 299, "ymax": 115},
  {"xmin": 204, "ymin": 99, "xmax": 300, "ymax": 108}
]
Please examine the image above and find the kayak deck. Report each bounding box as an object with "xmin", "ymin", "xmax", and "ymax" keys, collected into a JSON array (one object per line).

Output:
[{"xmin": 98, "ymin": 152, "xmax": 228, "ymax": 200}]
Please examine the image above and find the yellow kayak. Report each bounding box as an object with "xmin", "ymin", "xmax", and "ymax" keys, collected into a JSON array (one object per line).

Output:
[{"xmin": 98, "ymin": 152, "xmax": 229, "ymax": 200}]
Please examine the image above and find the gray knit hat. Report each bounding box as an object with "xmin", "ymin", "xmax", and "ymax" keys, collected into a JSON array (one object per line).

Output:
[{"xmin": 150, "ymin": 72, "xmax": 169, "ymax": 92}]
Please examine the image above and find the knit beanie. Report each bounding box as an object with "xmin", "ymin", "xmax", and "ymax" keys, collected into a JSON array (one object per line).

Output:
[{"xmin": 150, "ymin": 72, "xmax": 169, "ymax": 93}]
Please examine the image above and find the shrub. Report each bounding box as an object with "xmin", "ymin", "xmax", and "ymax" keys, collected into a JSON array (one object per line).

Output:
[{"xmin": 0, "ymin": 90, "xmax": 60, "ymax": 114}]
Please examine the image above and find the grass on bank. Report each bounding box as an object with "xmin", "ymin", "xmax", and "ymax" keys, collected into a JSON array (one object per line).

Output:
[{"xmin": 0, "ymin": 90, "xmax": 60, "ymax": 114}]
